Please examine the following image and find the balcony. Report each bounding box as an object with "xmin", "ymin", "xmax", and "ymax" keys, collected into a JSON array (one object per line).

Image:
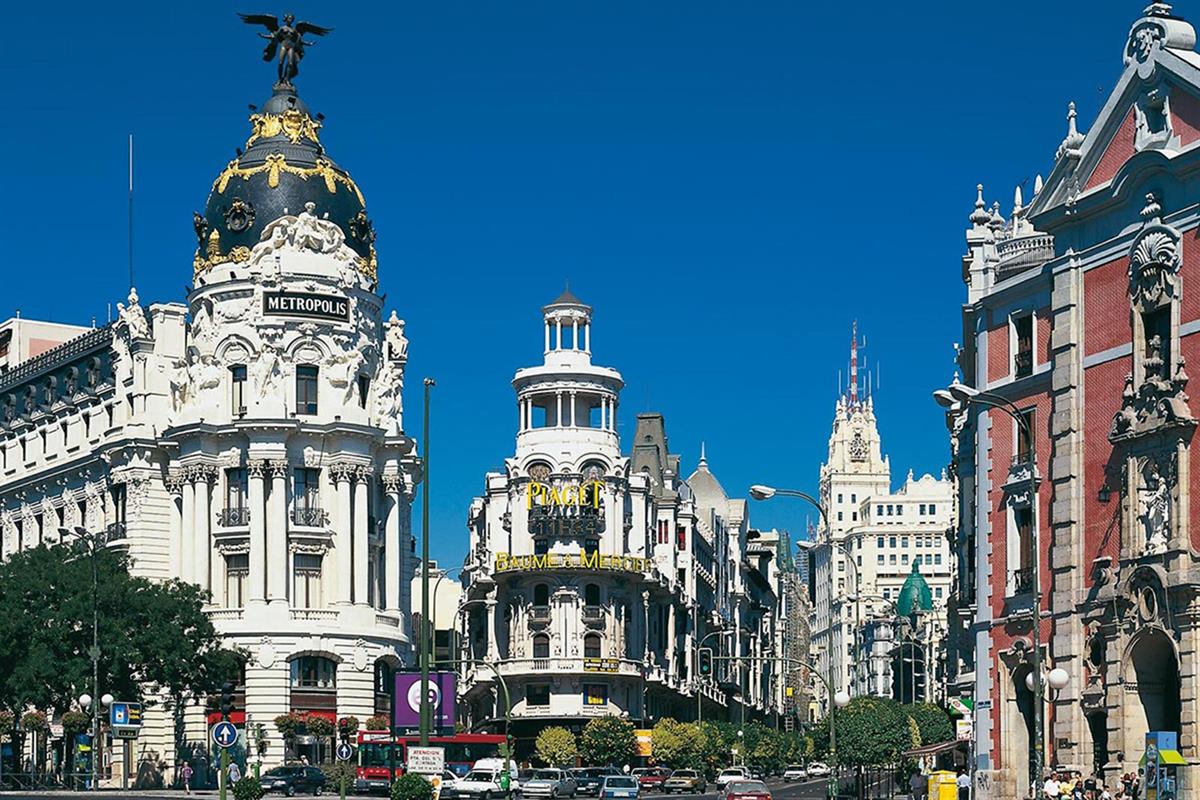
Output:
[
  {"xmin": 1011, "ymin": 568, "xmax": 1034, "ymax": 595},
  {"xmin": 207, "ymin": 608, "xmax": 244, "ymax": 622},
  {"xmin": 292, "ymin": 507, "xmax": 329, "ymax": 527},
  {"xmin": 290, "ymin": 608, "xmax": 339, "ymax": 623},
  {"xmin": 1004, "ymin": 454, "xmax": 1039, "ymax": 505},
  {"xmin": 495, "ymin": 657, "xmax": 643, "ymax": 679},
  {"xmin": 1014, "ymin": 351, "xmax": 1033, "ymax": 379},
  {"xmin": 529, "ymin": 605, "xmax": 551, "ymax": 625},
  {"xmin": 996, "ymin": 232, "xmax": 1055, "ymax": 278},
  {"xmin": 218, "ymin": 507, "xmax": 251, "ymax": 527},
  {"xmin": 104, "ymin": 522, "xmax": 127, "ymax": 542},
  {"xmin": 582, "ymin": 605, "xmax": 605, "ymax": 624}
]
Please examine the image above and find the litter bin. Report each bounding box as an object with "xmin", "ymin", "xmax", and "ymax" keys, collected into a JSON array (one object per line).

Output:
[{"xmin": 927, "ymin": 771, "xmax": 958, "ymax": 800}]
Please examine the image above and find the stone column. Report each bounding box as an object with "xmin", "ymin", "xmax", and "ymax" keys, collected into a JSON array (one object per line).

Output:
[
  {"xmin": 486, "ymin": 599, "xmax": 499, "ymax": 661},
  {"xmin": 267, "ymin": 459, "xmax": 289, "ymax": 604},
  {"xmin": 165, "ymin": 471, "xmax": 184, "ymax": 580},
  {"xmin": 248, "ymin": 460, "xmax": 268, "ymax": 604},
  {"xmin": 642, "ymin": 590, "xmax": 651, "ymax": 663},
  {"xmin": 555, "ymin": 319, "xmax": 562, "ymax": 349},
  {"xmin": 192, "ymin": 466, "xmax": 213, "ymax": 595},
  {"xmin": 570, "ymin": 391, "xmax": 577, "ymax": 427},
  {"xmin": 1177, "ymin": 598, "xmax": 1200, "ymax": 758},
  {"xmin": 383, "ymin": 474, "xmax": 403, "ymax": 614},
  {"xmin": 556, "ymin": 392, "xmax": 563, "ymax": 427},
  {"xmin": 332, "ymin": 463, "xmax": 354, "ymax": 604},
  {"xmin": 584, "ymin": 322, "xmax": 590, "ymax": 354},
  {"xmin": 572, "ymin": 319, "xmax": 579, "ymax": 350},
  {"xmin": 354, "ymin": 466, "xmax": 372, "ymax": 605}
]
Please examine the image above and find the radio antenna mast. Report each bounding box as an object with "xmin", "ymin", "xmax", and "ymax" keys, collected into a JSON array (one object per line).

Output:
[{"xmin": 128, "ymin": 134, "xmax": 135, "ymax": 289}]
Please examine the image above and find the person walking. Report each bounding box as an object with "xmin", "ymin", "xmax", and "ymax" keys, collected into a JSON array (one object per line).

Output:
[
  {"xmin": 1043, "ymin": 772, "xmax": 1061, "ymax": 799},
  {"xmin": 228, "ymin": 761, "xmax": 242, "ymax": 785},
  {"xmin": 956, "ymin": 768, "xmax": 970, "ymax": 800},
  {"xmin": 181, "ymin": 762, "xmax": 194, "ymax": 795}
]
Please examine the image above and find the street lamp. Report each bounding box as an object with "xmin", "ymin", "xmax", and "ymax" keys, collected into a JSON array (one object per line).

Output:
[
  {"xmin": 935, "ymin": 378, "xmax": 1044, "ymax": 798},
  {"xmin": 61, "ymin": 525, "xmax": 108, "ymax": 792},
  {"xmin": 420, "ymin": 377, "xmax": 436, "ymax": 746}
]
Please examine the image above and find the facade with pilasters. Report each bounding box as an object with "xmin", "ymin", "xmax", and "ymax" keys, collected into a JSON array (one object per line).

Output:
[{"xmin": 0, "ymin": 71, "xmax": 419, "ymax": 785}]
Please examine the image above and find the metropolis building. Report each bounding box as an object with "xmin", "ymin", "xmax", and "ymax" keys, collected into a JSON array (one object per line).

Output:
[
  {"xmin": 458, "ymin": 293, "xmax": 782, "ymax": 752},
  {"xmin": 0, "ymin": 62, "xmax": 420, "ymax": 783}
]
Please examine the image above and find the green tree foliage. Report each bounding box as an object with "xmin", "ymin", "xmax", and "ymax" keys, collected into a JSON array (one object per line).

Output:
[
  {"xmin": 904, "ymin": 703, "xmax": 954, "ymax": 746},
  {"xmin": 0, "ymin": 542, "xmax": 239, "ymax": 769},
  {"xmin": 535, "ymin": 726, "xmax": 579, "ymax": 767},
  {"xmin": 392, "ymin": 773, "xmax": 433, "ymax": 800},
  {"xmin": 579, "ymin": 715, "xmax": 636, "ymax": 767},
  {"xmin": 232, "ymin": 775, "xmax": 266, "ymax": 800},
  {"xmin": 819, "ymin": 697, "xmax": 914, "ymax": 767}
]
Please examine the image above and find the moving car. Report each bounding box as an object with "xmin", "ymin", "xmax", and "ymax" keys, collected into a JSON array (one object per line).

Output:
[
  {"xmin": 600, "ymin": 776, "xmax": 641, "ymax": 799},
  {"xmin": 805, "ymin": 763, "xmax": 831, "ymax": 778},
  {"xmin": 571, "ymin": 767, "xmax": 622, "ymax": 796},
  {"xmin": 435, "ymin": 770, "xmax": 463, "ymax": 799},
  {"xmin": 260, "ymin": 765, "xmax": 328, "ymax": 796},
  {"xmin": 662, "ymin": 769, "xmax": 706, "ymax": 794},
  {"xmin": 453, "ymin": 768, "xmax": 508, "ymax": 800},
  {"xmin": 521, "ymin": 769, "xmax": 578, "ymax": 798},
  {"xmin": 715, "ymin": 768, "xmax": 750, "ymax": 788},
  {"xmin": 747, "ymin": 768, "xmax": 765, "ymax": 781},
  {"xmin": 781, "ymin": 766, "xmax": 806, "ymax": 782},
  {"xmin": 720, "ymin": 781, "xmax": 771, "ymax": 800},
  {"xmin": 632, "ymin": 768, "xmax": 671, "ymax": 792}
]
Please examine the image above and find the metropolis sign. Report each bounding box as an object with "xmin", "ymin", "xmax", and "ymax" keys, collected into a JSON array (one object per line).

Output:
[{"xmin": 262, "ymin": 291, "xmax": 350, "ymax": 322}]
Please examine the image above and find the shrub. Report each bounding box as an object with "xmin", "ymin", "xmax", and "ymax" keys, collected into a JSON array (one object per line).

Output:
[
  {"xmin": 61, "ymin": 711, "xmax": 91, "ymax": 738},
  {"xmin": 392, "ymin": 772, "xmax": 433, "ymax": 800},
  {"xmin": 307, "ymin": 715, "xmax": 335, "ymax": 737},
  {"xmin": 338, "ymin": 716, "xmax": 360, "ymax": 735},
  {"xmin": 323, "ymin": 761, "xmax": 356, "ymax": 787},
  {"xmin": 232, "ymin": 775, "xmax": 265, "ymax": 800},
  {"xmin": 21, "ymin": 711, "xmax": 48, "ymax": 733},
  {"xmin": 366, "ymin": 715, "xmax": 390, "ymax": 731}
]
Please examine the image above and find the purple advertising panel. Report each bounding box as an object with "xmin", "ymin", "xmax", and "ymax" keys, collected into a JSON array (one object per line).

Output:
[{"xmin": 394, "ymin": 672, "xmax": 457, "ymax": 730}]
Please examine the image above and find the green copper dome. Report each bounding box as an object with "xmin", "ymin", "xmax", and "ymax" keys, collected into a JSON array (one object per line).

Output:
[{"xmin": 896, "ymin": 561, "xmax": 934, "ymax": 617}]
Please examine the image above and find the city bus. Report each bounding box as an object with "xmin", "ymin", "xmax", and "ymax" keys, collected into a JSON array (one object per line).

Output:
[{"xmin": 356, "ymin": 732, "xmax": 507, "ymax": 793}]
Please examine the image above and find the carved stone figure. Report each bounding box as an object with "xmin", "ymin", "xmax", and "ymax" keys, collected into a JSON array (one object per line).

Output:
[
  {"xmin": 386, "ymin": 312, "xmax": 409, "ymax": 364},
  {"xmin": 1139, "ymin": 462, "xmax": 1171, "ymax": 554},
  {"xmin": 65, "ymin": 367, "xmax": 79, "ymax": 397},
  {"xmin": 327, "ymin": 349, "xmax": 364, "ymax": 404},
  {"xmin": 252, "ymin": 342, "xmax": 284, "ymax": 400},
  {"xmin": 116, "ymin": 288, "xmax": 150, "ymax": 340},
  {"xmin": 168, "ymin": 358, "xmax": 191, "ymax": 411},
  {"xmin": 193, "ymin": 211, "xmax": 210, "ymax": 249},
  {"xmin": 374, "ymin": 367, "xmax": 404, "ymax": 435}
]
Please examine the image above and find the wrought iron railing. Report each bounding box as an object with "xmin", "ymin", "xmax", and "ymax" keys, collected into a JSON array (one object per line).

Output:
[
  {"xmin": 218, "ymin": 507, "xmax": 251, "ymax": 527},
  {"xmin": 104, "ymin": 522, "xmax": 126, "ymax": 541},
  {"xmin": 292, "ymin": 507, "xmax": 329, "ymax": 527},
  {"xmin": 1012, "ymin": 568, "xmax": 1034, "ymax": 594},
  {"xmin": 582, "ymin": 605, "xmax": 604, "ymax": 623}
]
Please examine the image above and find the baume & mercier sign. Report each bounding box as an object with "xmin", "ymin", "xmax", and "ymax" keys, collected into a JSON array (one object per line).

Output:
[
  {"xmin": 494, "ymin": 550, "xmax": 653, "ymax": 575},
  {"xmin": 262, "ymin": 291, "xmax": 350, "ymax": 322}
]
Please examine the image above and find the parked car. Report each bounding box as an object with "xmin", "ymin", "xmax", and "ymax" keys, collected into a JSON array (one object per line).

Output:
[
  {"xmin": 515, "ymin": 769, "xmax": 537, "ymax": 795},
  {"xmin": 715, "ymin": 768, "xmax": 750, "ymax": 788},
  {"xmin": 805, "ymin": 763, "xmax": 831, "ymax": 778},
  {"xmin": 454, "ymin": 768, "xmax": 508, "ymax": 800},
  {"xmin": 720, "ymin": 780, "xmax": 771, "ymax": 800},
  {"xmin": 522, "ymin": 769, "xmax": 578, "ymax": 798},
  {"xmin": 436, "ymin": 770, "xmax": 463, "ymax": 799},
  {"xmin": 632, "ymin": 768, "xmax": 671, "ymax": 792},
  {"xmin": 600, "ymin": 776, "xmax": 641, "ymax": 800},
  {"xmin": 781, "ymin": 765, "xmax": 807, "ymax": 782},
  {"xmin": 746, "ymin": 767, "xmax": 764, "ymax": 781},
  {"xmin": 662, "ymin": 769, "xmax": 706, "ymax": 794},
  {"xmin": 260, "ymin": 765, "xmax": 327, "ymax": 796},
  {"xmin": 571, "ymin": 767, "xmax": 623, "ymax": 796}
]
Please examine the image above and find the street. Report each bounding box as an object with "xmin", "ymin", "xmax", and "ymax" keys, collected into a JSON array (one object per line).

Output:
[{"xmin": 0, "ymin": 778, "xmax": 838, "ymax": 800}]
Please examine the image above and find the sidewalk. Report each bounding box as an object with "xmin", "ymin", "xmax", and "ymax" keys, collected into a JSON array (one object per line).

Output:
[{"xmin": 0, "ymin": 791, "xmax": 222, "ymax": 798}]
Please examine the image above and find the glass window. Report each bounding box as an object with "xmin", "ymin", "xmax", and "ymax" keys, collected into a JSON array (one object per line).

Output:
[
  {"xmin": 290, "ymin": 655, "xmax": 337, "ymax": 689},
  {"xmin": 876, "ymin": 505, "xmax": 883, "ymax": 515},
  {"xmin": 294, "ymin": 553, "xmax": 323, "ymax": 608},
  {"xmin": 583, "ymin": 684, "xmax": 608, "ymax": 705},
  {"xmin": 919, "ymin": 504, "xmax": 926, "ymax": 515},
  {"xmin": 837, "ymin": 511, "xmax": 843, "ymax": 521},
  {"xmin": 534, "ymin": 584, "xmax": 550, "ymax": 606},
  {"xmin": 928, "ymin": 503, "xmax": 937, "ymax": 514},
  {"xmin": 230, "ymin": 365, "xmax": 247, "ymax": 414},
  {"xmin": 902, "ymin": 537, "xmax": 909, "ymax": 548},
  {"xmin": 936, "ymin": 587, "xmax": 944, "ymax": 599},
  {"xmin": 889, "ymin": 537, "xmax": 897, "ymax": 548},
  {"xmin": 935, "ymin": 554, "xmax": 943, "ymax": 565},
  {"xmin": 527, "ymin": 685, "xmax": 551, "ymax": 706},
  {"xmin": 225, "ymin": 553, "xmax": 248, "ymax": 608},
  {"xmin": 295, "ymin": 468, "xmax": 321, "ymax": 511},
  {"xmin": 226, "ymin": 468, "xmax": 248, "ymax": 510},
  {"xmin": 890, "ymin": 554, "xmax": 897, "ymax": 565},
  {"xmin": 296, "ymin": 365, "xmax": 319, "ymax": 415},
  {"xmin": 533, "ymin": 634, "xmax": 550, "ymax": 659},
  {"xmin": 877, "ymin": 537, "xmax": 884, "ymax": 548},
  {"xmin": 584, "ymin": 634, "xmax": 602, "ymax": 659},
  {"xmin": 883, "ymin": 589, "xmax": 891, "ymax": 600},
  {"xmin": 357, "ymin": 374, "xmax": 370, "ymax": 409},
  {"xmin": 877, "ymin": 554, "xmax": 884, "ymax": 565},
  {"xmin": 902, "ymin": 554, "xmax": 909, "ymax": 565},
  {"xmin": 851, "ymin": 494, "xmax": 856, "ymax": 502},
  {"xmin": 852, "ymin": 512, "xmax": 858, "ymax": 521},
  {"xmin": 585, "ymin": 584, "xmax": 601, "ymax": 606}
]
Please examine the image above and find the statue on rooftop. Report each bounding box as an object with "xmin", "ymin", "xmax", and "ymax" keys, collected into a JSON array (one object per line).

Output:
[{"xmin": 239, "ymin": 12, "xmax": 333, "ymax": 85}]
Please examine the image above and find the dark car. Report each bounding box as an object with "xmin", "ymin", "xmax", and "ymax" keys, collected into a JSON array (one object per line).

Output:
[
  {"xmin": 260, "ymin": 765, "xmax": 328, "ymax": 796},
  {"xmin": 572, "ymin": 767, "xmax": 623, "ymax": 796}
]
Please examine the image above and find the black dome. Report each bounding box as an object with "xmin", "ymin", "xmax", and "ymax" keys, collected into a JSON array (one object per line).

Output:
[{"xmin": 194, "ymin": 84, "xmax": 376, "ymax": 275}]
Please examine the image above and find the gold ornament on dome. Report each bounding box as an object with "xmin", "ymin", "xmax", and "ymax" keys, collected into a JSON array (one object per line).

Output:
[
  {"xmin": 245, "ymin": 109, "xmax": 323, "ymax": 147},
  {"xmin": 356, "ymin": 244, "xmax": 379, "ymax": 283},
  {"xmin": 194, "ymin": 228, "xmax": 252, "ymax": 275},
  {"xmin": 212, "ymin": 154, "xmax": 365, "ymax": 205}
]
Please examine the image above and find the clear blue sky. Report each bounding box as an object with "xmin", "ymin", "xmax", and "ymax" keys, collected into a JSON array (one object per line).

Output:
[{"xmin": 0, "ymin": 1, "xmax": 1145, "ymax": 567}]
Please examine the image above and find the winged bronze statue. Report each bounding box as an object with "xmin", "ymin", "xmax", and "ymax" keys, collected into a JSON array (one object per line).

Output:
[{"xmin": 239, "ymin": 12, "xmax": 333, "ymax": 85}]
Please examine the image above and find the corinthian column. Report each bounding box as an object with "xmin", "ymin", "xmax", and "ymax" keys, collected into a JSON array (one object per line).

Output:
[
  {"xmin": 165, "ymin": 471, "xmax": 184, "ymax": 579},
  {"xmin": 331, "ymin": 463, "xmax": 355, "ymax": 604},
  {"xmin": 180, "ymin": 476, "xmax": 195, "ymax": 583},
  {"xmin": 267, "ymin": 459, "xmax": 289, "ymax": 604},
  {"xmin": 383, "ymin": 473, "xmax": 403, "ymax": 614},
  {"xmin": 192, "ymin": 466, "xmax": 214, "ymax": 596},
  {"xmin": 248, "ymin": 460, "xmax": 268, "ymax": 603},
  {"xmin": 354, "ymin": 466, "xmax": 372, "ymax": 605}
]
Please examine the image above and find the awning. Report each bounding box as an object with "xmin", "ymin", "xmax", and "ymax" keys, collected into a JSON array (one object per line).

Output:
[
  {"xmin": 1139, "ymin": 749, "xmax": 1189, "ymax": 766},
  {"xmin": 904, "ymin": 740, "xmax": 964, "ymax": 757}
]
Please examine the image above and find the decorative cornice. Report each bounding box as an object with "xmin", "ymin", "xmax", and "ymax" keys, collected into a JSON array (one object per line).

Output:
[{"xmin": 329, "ymin": 463, "xmax": 357, "ymax": 482}]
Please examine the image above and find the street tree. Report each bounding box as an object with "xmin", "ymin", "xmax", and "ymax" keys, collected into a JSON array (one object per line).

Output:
[
  {"xmin": 649, "ymin": 719, "xmax": 704, "ymax": 770},
  {"xmin": 535, "ymin": 726, "xmax": 578, "ymax": 767},
  {"xmin": 904, "ymin": 703, "xmax": 953, "ymax": 746},
  {"xmin": 579, "ymin": 715, "xmax": 636, "ymax": 767}
]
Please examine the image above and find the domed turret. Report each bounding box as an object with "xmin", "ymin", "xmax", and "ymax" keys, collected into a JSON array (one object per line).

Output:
[
  {"xmin": 193, "ymin": 83, "xmax": 377, "ymax": 283},
  {"xmin": 896, "ymin": 561, "xmax": 933, "ymax": 617}
]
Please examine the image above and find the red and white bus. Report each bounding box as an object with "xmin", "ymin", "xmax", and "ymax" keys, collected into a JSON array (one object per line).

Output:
[{"xmin": 355, "ymin": 732, "xmax": 507, "ymax": 794}]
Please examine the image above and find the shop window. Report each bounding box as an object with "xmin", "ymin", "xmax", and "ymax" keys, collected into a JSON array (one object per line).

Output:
[
  {"xmin": 583, "ymin": 684, "xmax": 608, "ymax": 706},
  {"xmin": 528, "ymin": 685, "xmax": 551, "ymax": 706}
]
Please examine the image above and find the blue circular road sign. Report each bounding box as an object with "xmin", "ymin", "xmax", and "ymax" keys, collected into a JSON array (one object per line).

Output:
[
  {"xmin": 211, "ymin": 720, "xmax": 239, "ymax": 749},
  {"xmin": 336, "ymin": 743, "xmax": 354, "ymax": 762}
]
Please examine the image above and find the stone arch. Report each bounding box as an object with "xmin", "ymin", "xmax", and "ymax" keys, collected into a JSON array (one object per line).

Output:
[
  {"xmin": 214, "ymin": 334, "xmax": 255, "ymax": 365},
  {"xmin": 1120, "ymin": 627, "xmax": 1181, "ymax": 762}
]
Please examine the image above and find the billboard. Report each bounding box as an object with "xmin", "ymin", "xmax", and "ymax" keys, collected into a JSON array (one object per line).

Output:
[{"xmin": 394, "ymin": 672, "xmax": 457, "ymax": 730}]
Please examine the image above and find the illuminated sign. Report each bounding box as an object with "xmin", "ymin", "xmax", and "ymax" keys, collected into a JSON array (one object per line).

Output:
[
  {"xmin": 527, "ymin": 481, "xmax": 605, "ymax": 536},
  {"xmin": 584, "ymin": 658, "xmax": 620, "ymax": 673},
  {"xmin": 494, "ymin": 550, "xmax": 652, "ymax": 575},
  {"xmin": 263, "ymin": 291, "xmax": 350, "ymax": 322},
  {"xmin": 583, "ymin": 684, "xmax": 608, "ymax": 706},
  {"xmin": 526, "ymin": 480, "xmax": 603, "ymax": 509}
]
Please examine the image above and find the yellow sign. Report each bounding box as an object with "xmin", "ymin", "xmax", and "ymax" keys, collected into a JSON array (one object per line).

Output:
[
  {"xmin": 584, "ymin": 658, "xmax": 620, "ymax": 673},
  {"xmin": 635, "ymin": 730, "xmax": 653, "ymax": 758},
  {"xmin": 527, "ymin": 481, "xmax": 603, "ymax": 509},
  {"xmin": 495, "ymin": 550, "xmax": 652, "ymax": 574}
]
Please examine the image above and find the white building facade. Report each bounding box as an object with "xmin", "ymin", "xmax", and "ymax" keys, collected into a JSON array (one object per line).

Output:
[{"xmin": 0, "ymin": 73, "xmax": 420, "ymax": 785}]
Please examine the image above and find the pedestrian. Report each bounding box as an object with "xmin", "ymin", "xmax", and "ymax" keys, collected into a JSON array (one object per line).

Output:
[
  {"xmin": 181, "ymin": 762, "xmax": 194, "ymax": 795},
  {"xmin": 910, "ymin": 768, "xmax": 927, "ymax": 799},
  {"xmin": 228, "ymin": 761, "xmax": 242, "ymax": 785},
  {"xmin": 301, "ymin": 755, "xmax": 310, "ymax": 766},
  {"xmin": 1098, "ymin": 783, "xmax": 1113, "ymax": 800},
  {"xmin": 956, "ymin": 768, "xmax": 970, "ymax": 800},
  {"xmin": 1043, "ymin": 772, "xmax": 1061, "ymax": 799}
]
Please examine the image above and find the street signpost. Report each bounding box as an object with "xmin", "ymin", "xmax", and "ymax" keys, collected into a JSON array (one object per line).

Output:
[
  {"xmin": 408, "ymin": 746, "xmax": 445, "ymax": 775},
  {"xmin": 337, "ymin": 743, "xmax": 354, "ymax": 762},
  {"xmin": 212, "ymin": 720, "xmax": 239, "ymax": 749}
]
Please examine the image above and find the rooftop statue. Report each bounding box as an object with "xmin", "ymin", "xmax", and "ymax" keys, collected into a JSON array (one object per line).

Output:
[{"xmin": 239, "ymin": 12, "xmax": 333, "ymax": 85}]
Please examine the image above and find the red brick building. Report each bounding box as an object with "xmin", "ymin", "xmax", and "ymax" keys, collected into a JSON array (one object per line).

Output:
[{"xmin": 946, "ymin": 4, "xmax": 1200, "ymax": 797}]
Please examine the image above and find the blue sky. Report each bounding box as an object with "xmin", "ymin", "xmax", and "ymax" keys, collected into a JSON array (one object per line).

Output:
[{"xmin": 0, "ymin": 1, "xmax": 1146, "ymax": 566}]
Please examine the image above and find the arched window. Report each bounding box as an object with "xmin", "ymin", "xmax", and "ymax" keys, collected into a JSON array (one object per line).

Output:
[
  {"xmin": 584, "ymin": 633, "xmax": 602, "ymax": 659},
  {"xmin": 584, "ymin": 583, "xmax": 601, "ymax": 606},
  {"xmin": 533, "ymin": 634, "xmax": 550, "ymax": 659},
  {"xmin": 290, "ymin": 655, "xmax": 337, "ymax": 689},
  {"xmin": 533, "ymin": 584, "xmax": 550, "ymax": 606}
]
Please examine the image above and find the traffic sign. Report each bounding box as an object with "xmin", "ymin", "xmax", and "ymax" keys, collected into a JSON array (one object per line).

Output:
[
  {"xmin": 110, "ymin": 702, "xmax": 143, "ymax": 727},
  {"xmin": 407, "ymin": 746, "xmax": 445, "ymax": 775},
  {"xmin": 336, "ymin": 743, "xmax": 354, "ymax": 762},
  {"xmin": 211, "ymin": 720, "xmax": 239, "ymax": 749},
  {"xmin": 113, "ymin": 727, "xmax": 139, "ymax": 740},
  {"xmin": 956, "ymin": 718, "xmax": 973, "ymax": 741}
]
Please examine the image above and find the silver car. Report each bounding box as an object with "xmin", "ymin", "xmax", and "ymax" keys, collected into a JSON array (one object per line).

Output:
[{"xmin": 522, "ymin": 769, "xmax": 578, "ymax": 798}]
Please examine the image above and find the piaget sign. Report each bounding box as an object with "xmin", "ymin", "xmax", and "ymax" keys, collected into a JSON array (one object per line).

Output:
[
  {"xmin": 494, "ymin": 550, "xmax": 652, "ymax": 575},
  {"xmin": 526, "ymin": 480, "xmax": 603, "ymax": 509}
]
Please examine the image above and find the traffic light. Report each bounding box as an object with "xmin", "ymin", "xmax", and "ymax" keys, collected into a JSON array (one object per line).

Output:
[
  {"xmin": 219, "ymin": 681, "xmax": 234, "ymax": 719},
  {"xmin": 698, "ymin": 647, "xmax": 713, "ymax": 676}
]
